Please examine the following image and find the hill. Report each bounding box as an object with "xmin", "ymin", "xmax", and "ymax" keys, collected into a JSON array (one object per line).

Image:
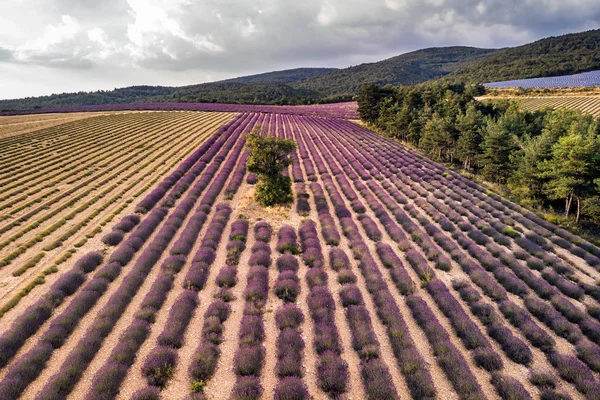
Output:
[
  {"xmin": 449, "ymin": 29, "xmax": 600, "ymax": 84},
  {"xmin": 222, "ymin": 67, "xmax": 338, "ymax": 84},
  {"xmin": 155, "ymin": 82, "xmax": 322, "ymax": 105},
  {"xmin": 0, "ymin": 86, "xmax": 174, "ymax": 111},
  {"xmin": 291, "ymin": 46, "xmax": 497, "ymax": 95},
  {"xmin": 0, "ymin": 68, "xmax": 334, "ymax": 110}
]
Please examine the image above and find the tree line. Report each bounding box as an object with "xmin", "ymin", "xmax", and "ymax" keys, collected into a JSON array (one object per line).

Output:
[{"xmin": 358, "ymin": 82, "xmax": 600, "ymax": 226}]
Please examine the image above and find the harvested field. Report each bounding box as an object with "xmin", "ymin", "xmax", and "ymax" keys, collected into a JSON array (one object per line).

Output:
[
  {"xmin": 484, "ymin": 96, "xmax": 600, "ymax": 118},
  {"xmin": 1, "ymin": 106, "xmax": 599, "ymax": 400},
  {"xmin": 0, "ymin": 112, "xmax": 133, "ymax": 139}
]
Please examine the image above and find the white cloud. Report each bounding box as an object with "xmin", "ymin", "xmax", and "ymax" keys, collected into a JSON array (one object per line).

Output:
[
  {"xmin": 86, "ymin": 28, "xmax": 116, "ymax": 60},
  {"xmin": 87, "ymin": 28, "xmax": 107, "ymax": 44},
  {"xmin": 3, "ymin": 14, "xmax": 122, "ymax": 68},
  {"xmin": 125, "ymin": 0, "xmax": 223, "ymax": 62},
  {"xmin": 239, "ymin": 18, "xmax": 258, "ymax": 37},
  {"xmin": 317, "ymin": 2, "xmax": 337, "ymax": 26},
  {"xmin": 383, "ymin": 0, "xmax": 407, "ymax": 11},
  {"xmin": 13, "ymin": 15, "xmax": 80, "ymax": 61}
]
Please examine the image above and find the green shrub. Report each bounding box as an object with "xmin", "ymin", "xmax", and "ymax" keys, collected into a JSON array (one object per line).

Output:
[
  {"xmin": 503, "ymin": 226, "xmax": 520, "ymax": 238},
  {"xmin": 191, "ymin": 380, "xmax": 206, "ymax": 393}
]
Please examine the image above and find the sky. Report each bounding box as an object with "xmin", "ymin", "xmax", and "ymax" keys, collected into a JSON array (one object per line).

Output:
[{"xmin": 0, "ymin": 0, "xmax": 599, "ymax": 100}]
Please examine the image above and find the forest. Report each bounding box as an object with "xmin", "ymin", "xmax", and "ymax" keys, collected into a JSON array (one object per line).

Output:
[
  {"xmin": 358, "ymin": 81, "xmax": 600, "ymax": 232},
  {"xmin": 447, "ymin": 29, "xmax": 600, "ymax": 83}
]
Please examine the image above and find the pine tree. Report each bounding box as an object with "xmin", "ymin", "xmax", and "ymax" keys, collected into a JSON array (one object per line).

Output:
[
  {"xmin": 357, "ymin": 83, "xmax": 381, "ymax": 123},
  {"xmin": 419, "ymin": 113, "xmax": 455, "ymax": 161},
  {"xmin": 478, "ymin": 119, "xmax": 517, "ymax": 183},
  {"xmin": 456, "ymin": 103, "xmax": 484, "ymax": 170},
  {"xmin": 509, "ymin": 135, "xmax": 547, "ymax": 204}
]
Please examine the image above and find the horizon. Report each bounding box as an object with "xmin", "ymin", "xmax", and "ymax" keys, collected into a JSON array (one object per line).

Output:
[{"xmin": 1, "ymin": 0, "xmax": 599, "ymax": 100}]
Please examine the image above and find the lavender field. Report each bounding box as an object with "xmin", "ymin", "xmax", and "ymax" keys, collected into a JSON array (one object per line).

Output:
[
  {"xmin": 1, "ymin": 107, "xmax": 600, "ymax": 400},
  {"xmin": 484, "ymin": 70, "xmax": 600, "ymax": 89}
]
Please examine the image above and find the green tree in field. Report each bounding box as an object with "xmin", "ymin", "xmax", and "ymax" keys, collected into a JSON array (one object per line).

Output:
[
  {"xmin": 499, "ymin": 102, "xmax": 530, "ymax": 138},
  {"xmin": 478, "ymin": 118, "xmax": 517, "ymax": 183},
  {"xmin": 246, "ymin": 125, "xmax": 296, "ymax": 206},
  {"xmin": 539, "ymin": 132, "xmax": 600, "ymax": 222}
]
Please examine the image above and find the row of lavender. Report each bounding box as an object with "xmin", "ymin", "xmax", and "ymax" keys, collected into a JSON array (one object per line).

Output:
[
  {"xmin": 273, "ymin": 227, "xmax": 309, "ymax": 399},
  {"xmin": 186, "ymin": 218, "xmax": 249, "ymax": 399},
  {"xmin": 0, "ymin": 112, "xmax": 259, "ymax": 399},
  {"xmin": 278, "ymin": 116, "xmax": 360, "ymax": 398},
  {"xmin": 229, "ymin": 221, "xmax": 273, "ymax": 398},
  {"xmin": 308, "ymin": 114, "xmax": 594, "ymax": 395},
  {"xmin": 0, "ymin": 101, "xmax": 359, "ymax": 120}
]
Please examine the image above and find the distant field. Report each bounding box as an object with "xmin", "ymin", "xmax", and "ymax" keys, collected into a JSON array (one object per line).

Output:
[
  {"xmin": 2, "ymin": 108, "xmax": 600, "ymax": 400},
  {"xmin": 0, "ymin": 101, "xmax": 359, "ymax": 120},
  {"xmin": 485, "ymin": 70, "xmax": 600, "ymax": 89},
  {"xmin": 0, "ymin": 112, "xmax": 128, "ymax": 139},
  {"xmin": 519, "ymin": 96, "xmax": 600, "ymax": 117},
  {"xmin": 483, "ymin": 96, "xmax": 600, "ymax": 118}
]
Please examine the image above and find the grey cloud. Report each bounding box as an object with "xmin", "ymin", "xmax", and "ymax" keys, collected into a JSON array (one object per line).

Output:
[{"xmin": 0, "ymin": 47, "xmax": 12, "ymax": 61}]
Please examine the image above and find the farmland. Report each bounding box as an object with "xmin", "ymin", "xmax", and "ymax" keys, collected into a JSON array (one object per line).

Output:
[
  {"xmin": 512, "ymin": 96, "xmax": 600, "ymax": 118},
  {"xmin": 1, "ymin": 106, "xmax": 600, "ymax": 400},
  {"xmin": 479, "ymin": 95, "xmax": 600, "ymax": 119}
]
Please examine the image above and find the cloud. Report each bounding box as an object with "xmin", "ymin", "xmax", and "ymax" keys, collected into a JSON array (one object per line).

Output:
[
  {"xmin": 2, "ymin": 14, "xmax": 123, "ymax": 68},
  {"xmin": 125, "ymin": 0, "xmax": 223, "ymax": 67},
  {"xmin": 0, "ymin": 47, "xmax": 12, "ymax": 61},
  {"xmin": 0, "ymin": 0, "xmax": 599, "ymax": 98}
]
